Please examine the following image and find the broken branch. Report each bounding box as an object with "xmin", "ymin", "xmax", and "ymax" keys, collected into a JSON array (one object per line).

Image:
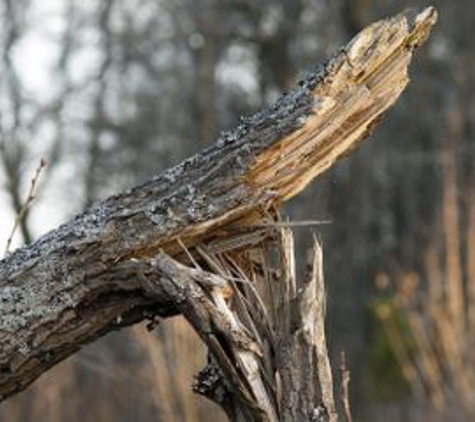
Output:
[{"xmin": 0, "ymin": 7, "xmax": 436, "ymax": 402}]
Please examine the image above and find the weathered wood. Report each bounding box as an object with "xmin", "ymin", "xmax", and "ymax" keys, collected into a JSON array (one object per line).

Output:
[
  {"xmin": 142, "ymin": 251, "xmax": 276, "ymax": 422},
  {"xmin": 178, "ymin": 225, "xmax": 341, "ymax": 421},
  {"xmin": 0, "ymin": 7, "xmax": 436, "ymax": 401},
  {"xmin": 145, "ymin": 227, "xmax": 334, "ymax": 422}
]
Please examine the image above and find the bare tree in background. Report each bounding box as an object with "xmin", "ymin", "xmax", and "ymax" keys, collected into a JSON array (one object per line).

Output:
[{"xmin": 0, "ymin": 0, "xmax": 35, "ymax": 245}]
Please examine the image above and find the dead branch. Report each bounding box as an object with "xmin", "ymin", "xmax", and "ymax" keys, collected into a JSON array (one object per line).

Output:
[
  {"xmin": 0, "ymin": 7, "xmax": 436, "ymax": 406},
  {"xmin": 340, "ymin": 352, "xmax": 352, "ymax": 422},
  {"xmin": 3, "ymin": 159, "xmax": 46, "ymax": 256}
]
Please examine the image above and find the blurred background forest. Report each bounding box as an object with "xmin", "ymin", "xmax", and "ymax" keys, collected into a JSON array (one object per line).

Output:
[{"xmin": 1, "ymin": 0, "xmax": 474, "ymax": 421}]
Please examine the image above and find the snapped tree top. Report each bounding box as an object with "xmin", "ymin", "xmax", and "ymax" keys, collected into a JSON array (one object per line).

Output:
[{"xmin": 0, "ymin": 7, "xmax": 436, "ymax": 403}]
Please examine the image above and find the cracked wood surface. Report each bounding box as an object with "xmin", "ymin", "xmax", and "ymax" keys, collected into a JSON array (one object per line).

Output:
[{"xmin": 0, "ymin": 7, "xmax": 436, "ymax": 401}]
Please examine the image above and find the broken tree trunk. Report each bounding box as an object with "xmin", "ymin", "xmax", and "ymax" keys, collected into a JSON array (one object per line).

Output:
[
  {"xmin": 141, "ymin": 228, "xmax": 337, "ymax": 422},
  {"xmin": 0, "ymin": 6, "xmax": 436, "ymax": 416}
]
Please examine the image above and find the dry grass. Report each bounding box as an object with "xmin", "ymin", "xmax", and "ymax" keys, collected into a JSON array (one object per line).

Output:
[
  {"xmin": 131, "ymin": 318, "xmax": 226, "ymax": 422},
  {"xmin": 375, "ymin": 108, "xmax": 475, "ymax": 420}
]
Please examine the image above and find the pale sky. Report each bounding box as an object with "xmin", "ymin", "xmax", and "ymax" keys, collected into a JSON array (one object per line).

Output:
[{"xmin": 1, "ymin": 0, "xmax": 67, "ymax": 254}]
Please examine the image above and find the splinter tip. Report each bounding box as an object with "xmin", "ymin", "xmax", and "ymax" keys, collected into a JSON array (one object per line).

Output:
[{"xmin": 417, "ymin": 6, "xmax": 438, "ymax": 26}]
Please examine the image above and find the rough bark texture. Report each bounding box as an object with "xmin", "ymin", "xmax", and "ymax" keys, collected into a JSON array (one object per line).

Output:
[{"xmin": 0, "ymin": 7, "xmax": 436, "ymax": 404}]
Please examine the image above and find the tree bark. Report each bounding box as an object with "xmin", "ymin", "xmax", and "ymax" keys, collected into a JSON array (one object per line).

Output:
[{"xmin": 0, "ymin": 7, "xmax": 436, "ymax": 404}]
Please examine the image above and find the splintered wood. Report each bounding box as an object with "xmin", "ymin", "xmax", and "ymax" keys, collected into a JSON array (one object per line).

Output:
[
  {"xmin": 146, "ymin": 227, "xmax": 335, "ymax": 421},
  {"xmin": 248, "ymin": 7, "xmax": 437, "ymax": 202}
]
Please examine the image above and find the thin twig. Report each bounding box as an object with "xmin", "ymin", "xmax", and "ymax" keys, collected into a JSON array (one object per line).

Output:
[
  {"xmin": 253, "ymin": 220, "xmax": 333, "ymax": 228},
  {"xmin": 339, "ymin": 351, "xmax": 352, "ymax": 422},
  {"xmin": 4, "ymin": 158, "xmax": 46, "ymax": 256},
  {"xmin": 176, "ymin": 237, "xmax": 202, "ymax": 270}
]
